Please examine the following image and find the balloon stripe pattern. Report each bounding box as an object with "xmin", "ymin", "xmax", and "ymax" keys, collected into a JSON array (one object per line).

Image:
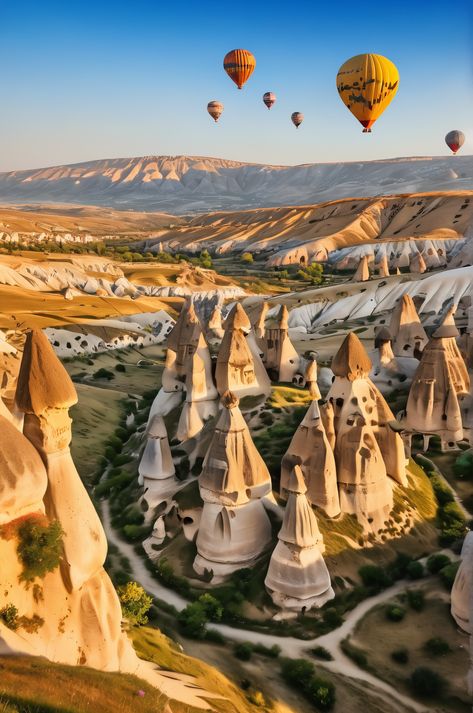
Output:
[
  {"xmin": 291, "ymin": 112, "xmax": 304, "ymax": 128},
  {"xmin": 263, "ymin": 92, "xmax": 276, "ymax": 109},
  {"xmin": 336, "ymin": 53, "xmax": 399, "ymax": 132},
  {"xmin": 445, "ymin": 130, "xmax": 465, "ymax": 155},
  {"xmin": 207, "ymin": 101, "xmax": 224, "ymax": 123},
  {"xmin": 223, "ymin": 49, "xmax": 256, "ymax": 89}
]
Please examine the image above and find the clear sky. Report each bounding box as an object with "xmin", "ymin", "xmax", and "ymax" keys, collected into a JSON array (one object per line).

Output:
[{"xmin": 1, "ymin": 0, "xmax": 472, "ymax": 170}]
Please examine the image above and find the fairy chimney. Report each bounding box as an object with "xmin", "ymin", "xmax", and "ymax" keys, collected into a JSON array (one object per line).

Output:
[
  {"xmin": 376, "ymin": 254, "xmax": 390, "ymax": 278},
  {"xmin": 216, "ymin": 303, "xmax": 270, "ymax": 398},
  {"xmin": 352, "ymin": 255, "xmax": 369, "ymax": 282},
  {"xmin": 139, "ymin": 415, "xmax": 178, "ymax": 510},
  {"xmin": 389, "ymin": 294, "xmax": 428, "ymax": 358},
  {"xmin": 193, "ymin": 391, "xmax": 272, "ymax": 581},
  {"xmin": 265, "ymin": 465, "xmax": 334, "ymax": 613},
  {"xmin": 402, "ymin": 307, "xmax": 470, "ymax": 451},
  {"xmin": 264, "ymin": 305, "xmax": 301, "ymax": 383},
  {"xmin": 410, "ymin": 251, "xmax": 426, "ymax": 274}
]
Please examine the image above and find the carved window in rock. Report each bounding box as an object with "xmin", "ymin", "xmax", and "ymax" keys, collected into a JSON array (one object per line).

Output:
[{"xmin": 215, "ymin": 507, "xmax": 231, "ymax": 542}]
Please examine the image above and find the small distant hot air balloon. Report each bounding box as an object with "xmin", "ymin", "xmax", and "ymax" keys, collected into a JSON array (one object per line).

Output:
[
  {"xmin": 223, "ymin": 49, "xmax": 256, "ymax": 89},
  {"xmin": 336, "ymin": 54, "xmax": 399, "ymax": 132},
  {"xmin": 445, "ymin": 130, "xmax": 465, "ymax": 154},
  {"xmin": 207, "ymin": 101, "xmax": 224, "ymax": 123},
  {"xmin": 291, "ymin": 112, "xmax": 304, "ymax": 128},
  {"xmin": 263, "ymin": 92, "xmax": 276, "ymax": 109}
]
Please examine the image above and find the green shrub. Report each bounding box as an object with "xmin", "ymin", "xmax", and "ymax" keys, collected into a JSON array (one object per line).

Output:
[
  {"xmin": 234, "ymin": 642, "xmax": 253, "ymax": 661},
  {"xmin": 93, "ymin": 368, "xmax": 115, "ymax": 380},
  {"xmin": 253, "ymin": 643, "xmax": 281, "ymax": 658},
  {"xmin": 410, "ymin": 667, "xmax": 446, "ymax": 698},
  {"xmin": 453, "ymin": 451, "xmax": 473, "ymax": 480},
  {"xmin": 17, "ymin": 519, "xmax": 63, "ymax": 582},
  {"xmin": 306, "ymin": 676, "xmax": 336, "ymax": 710},
  {"xmin": 311, "ymin": 646, "xmax": 334, "ymax": 661},
  {"xmin": 197, "ymin": 594, "xmax": 223, "ymax": 622},
  {"xmin": 0, "ymin": 604, "xmax": 18, "ymax": 629},
  {"xmin": 430, "ymin": 474, "xmax": 454, "ymax": 506},
  {"xmin": 407, "ymin": 590, "xmax": 425, "ymax": 612},
  {"xmin": 280, "ymin": 657, "xmax": 314, "ymax": 686},
  {"xmin": 204, "ymin": 628, "xmax": 225, "ymax": 644},
  {"xmin": 358, "ymin": 565, "xmax": 392, "ymax": 592},
  {"xmin": 439, "ymin": 562, "xmax": 460, "ymax": 590},
  {"xmin": 322, "ymin": 607, "xmax": 343, "ymax": 628},
  {"xmin": 406, "ymin": 561, "xmax": 424, "ymax": 580},
  {"xmin": 426, "ymin": 553, "xmax": 451, "ymax": 574},
  {"xmin": 248, "ymin": 690, "xmax": 266, "ymax": 707},
  {"xmin": 385, "ymin": 605, "xmax": 406, "ymax": 622},
  {"xmin": 391, "ymin": 648, "xmax": 409, "ymax": 664},
  {"xmin": 178, "ymin": 602, "xmax": 208, "ymax": 639},
  {"xmin": 340, "ymin": 640, "xmax": 368, "ymax": 668},
  {"xmin": 117, "ymin": 581, "xmax": 152, "ymax": 625},
  {"xmin": 424, "ymin": 637, "xmax": 451, "ymax": 657},
  {"xmin": 115, "ymin": 363, "xmax": 126, "ymax": 373},
  {"xmin": 241, "ymin": 252, "xmax": 254, "ymax": 264}
]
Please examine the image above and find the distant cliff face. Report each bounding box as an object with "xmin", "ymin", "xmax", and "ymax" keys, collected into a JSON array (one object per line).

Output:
[{"xmin": 1, "ymin": 154, "xmax": 472, "ymax": 213}]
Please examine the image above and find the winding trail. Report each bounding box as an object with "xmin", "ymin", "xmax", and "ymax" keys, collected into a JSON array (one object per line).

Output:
[{"xmin": 102, "ymin": 500, "xmax": 436, "ymax": 713}]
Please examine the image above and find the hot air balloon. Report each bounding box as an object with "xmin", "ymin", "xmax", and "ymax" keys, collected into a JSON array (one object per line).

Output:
[
  {"xmin": 207, "ymin": 101, "xmax": 224, "ymax": 123},
  {"xmin": 223, "ymin": 49, "xmax": 256, "ymax": 89},
  {"xmin": 445, "ymin": 130, "xmax": 465, "ymax": 154},
  {"xmin": 291, "ymin": 112, "xmax": 304, "ymax": 128},
  {"xmin": 336, "ymin": 54, "xmax": 399, "ymax": 132},
  {"xmin": 263, "ymin": 92, "xmax": 276, "ymax": 109}
]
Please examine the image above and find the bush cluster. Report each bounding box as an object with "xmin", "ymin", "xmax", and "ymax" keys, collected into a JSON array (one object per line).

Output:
[
  {"xmin": 117, "ymin": 581, "xmax": 153, "ymax": 626},
  {"xmin": 178, "ymin": 594, "xmax": 223, "ymax": 639},
  {"xmin": 429, "ymin": 473, "xmax": 467, "ymax": 545},
  {"xmin": 280, "ymin": 658, "xmax": 335, "ymax": 710},
  {"xmin": 17, "ymin": 519, "xmax": 64, "ymax": 583}
]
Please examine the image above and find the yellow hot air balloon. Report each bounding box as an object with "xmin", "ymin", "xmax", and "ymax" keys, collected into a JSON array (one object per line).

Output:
[{"xmin": 336, "ymin": 54, "xmax": 399, "ymax": 132}]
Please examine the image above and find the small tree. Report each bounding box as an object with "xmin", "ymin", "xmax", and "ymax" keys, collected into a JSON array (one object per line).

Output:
[
  {"xmin": 385, "ymin": 604, "xmax": 405, "ymax": 622},
  {"xmin": 0, "ymin": 604, "xmax": 18, "ymax": 630},
  {"xmin": 199, "ymin": 250, "xmax": 212, "ymax": 269},
  {"xmin": 407, "ymin": 589, "xmax": 425, "ymax": 612},
  {"xmin": 358, "ymin": 565, "xmax": 392, "ymax": 592},
  {"xmin": 391, "ymin": 648, "xmax": 409, "ymax": 664},
  {"xmin": 410, "ymin": 667, "xmax": 446, "ymax": 698},
  {"xmin": 406, "ymin": 561, "xmax": 424, "ymax": 580},
  {"xmin": 424, "ymin": 637, "xmax": 451, "ymax": 657},
  {"xmin": 117, "ymin": 581, "xmax": 152, "ymax": 626},
  {"xmin": 241, "ymin": 252, "xmax": 254, "ymax": 264},
  {"xmin": 426, "ymin": 553, "xmax": 451, "ymax": 574},
  {"xmin": 178, "ymin": 601, "xmax": 208, "ymax": 639},
  {"xmin": 18, "ymin": 519, "xmax": 63, "ymax": 583},
  {"xmin": 197, "ymin": 593, "xmax": 223, "ymax": 622}
]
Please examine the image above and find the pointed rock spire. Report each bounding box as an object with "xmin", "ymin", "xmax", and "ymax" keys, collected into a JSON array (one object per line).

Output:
[
  {"xmin": 265, "ymin": 465, "xmax": 334, "ymax": 613},
  {"xmin": 352, "ymin": 255, "xmax": 370, "ymax": 282},
  {"xmin": 376, "ymin": 254, "xmax": 390, "ymax": 277},
  {"xmin": 410, "ymin": 251, "xmax": 426, "ymax": 274},
  {"xmin": 264, "ymin": 305, "xmax": 301, "ymax": 383},
  {"xmin": 304, "ymin": 356, "xmax": 321, "ymax": 400},
  {"xmin": 388, "ymin": 294, "xmax": 428, "ymax": 358},
  {"xmin": 331, "ymin": 332, "xmax": 372, "ymax": 381}
]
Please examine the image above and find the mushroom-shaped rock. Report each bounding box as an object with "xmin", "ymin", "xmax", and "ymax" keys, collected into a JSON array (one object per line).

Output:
[
  {"xmin": 16, "ymin": 329, "xmax": 108, "ymax": 590},
  {"xmin": 265, "ymin": 465, "xmax": 334, "ymax": 613},
  {"xmin": 193, "ymin": 391, "xmax": 272, "ymax": 581}
]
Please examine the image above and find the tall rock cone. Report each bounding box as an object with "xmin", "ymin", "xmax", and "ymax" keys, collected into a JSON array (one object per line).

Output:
[
  {"xmin": 402, "ymin": 306, "xmax": 470, "ymax": 451},
  {"xmin": 194, "ymin": 390, "xmax": 272, "ymax": 581},
  {"xmin": 216, "ymin": 303, "xmax": 270, "ymax": 398},
  {"xmin": 16, "ymin": 330, "xmax": 108, "ymax": 590},
  {"xmin": 352, "ymin": 255, "xmax": 370, "ymax": 282},
  {"xmin": 410, "ymin": 251, "xmax": 426, "ymax": 274},
  {"xmin": 376, "ymin": 254, "xmax": 390, "ymax": 277},
  {"xmin": 207, "ymin": 304, "xmax": 224, "ymax": 341},
  {"xmin": 281, "ymin": 360, "xmax": 339, "ymax": 518},
  {"xmin": 138, "ymin": 414, "xmax": 178, "ymax": 510},
  {"xmin": 265, "ymin": 465, "xmax": 334, "ymax": 614},
  {"xmin": 389, "ymin": 294, "xmax": 428, "ymax": 358},
  {"xmin": 327, "ymin": 333, "xmax": 407, "ymax": 528},
  {"xmin": 264, "ymin": 305, "xmax": 301, "ymax": 383}
]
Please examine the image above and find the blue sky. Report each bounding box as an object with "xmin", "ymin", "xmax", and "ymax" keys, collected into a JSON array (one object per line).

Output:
[{"xmin": 1, "ymin": 0, "xmax": 472, "ymax": 170}]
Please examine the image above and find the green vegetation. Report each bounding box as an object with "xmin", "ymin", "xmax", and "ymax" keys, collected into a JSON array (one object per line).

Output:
[
  {"xmin": 177, "ymin": 594, "xmax": 223, "ymax": 639},
  {"xmin": 280, "ymin": 658, "xmax": 335, "ymax": 710},
  {"xmin": 426, "ymin": 553, "xmax": 451, "ymax": 574},
  {"xmin": 358, "ymin": 564, "xmax": 392, "ymax": 593},
  {"xmin": 310, "ymin": 646, "xmax": 334, "ymax": 661},
  {"xmin": 0, "ymin": 604, "xmax": 18, "ymax": 630},
  {"xmin": 117, "ymin": 581, "xmax": 153, "ymax": 626},
  {"xmin": 233, "ymin": 641, "xmax": 281, "ymax": 661},
  {"xmin": 240, "ymin": 252, "xmax": 254, "ymax": 264},
  {"xmin": 93, "ymin": 367, "xmax": 115, "ymax": 380},
  {"xmin": 453, "ymin": 450, "xmax": 473, "ymax": 480},
  {"xmin": 295, "ymin": 262, "xmax": 324, "ymax": 285},
  {"xmin": 340, "ymin": 639, "xmax": 367, "ymax": 668},
  {"xmin": 17, "ymin": 519, "xmax": 63, "ymax": 583},
  {"xmin": 234, "ymin": 642, "xmax": 253, "ymax": 661},
  {"xmin": 409, "ymin": 666, "xmax": 446, "ymax": 698},
  {"xmin": 438, "ymin": 561, "xmax": 460, "ymax": 590},
  {"xmin": 406, "ymin": 590, "xmax": 425, "ymax": 612},
  {"xmin": 385, "ymin": 604, "xmax": 406, "ymax": 622},
  {"xmin": 423, "ymin": 637, "xmax": 451, "ymax": 657},
  {"xmin": 429, "ymin": 472, "xmax": 467, "ymax": 545},
  {"xmin": 390, "ymin": 648, "xmax": 409, "ymax": 664},
  {"xmin": 406, "ymin": 560, "xmax": 424, "ymax": 579}
]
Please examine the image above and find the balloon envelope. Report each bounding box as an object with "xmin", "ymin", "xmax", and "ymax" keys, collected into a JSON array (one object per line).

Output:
[
  {"xmin": 291, "ymin": 112, "xmax": 303, "ymax": 128},
  {"xmin": 263, "ymin": 92, "xmax": 276, "ymax": 109},
  {"xmin": 207, "ymin": 101, "xmax": 224, "ymax": 123},
  {"xmin": 336, "ymin": 54, "xmax": 399, "ymax": 132},
  {"xmin": 445, "ymin": 130, "xmax": 465, "ymax": 154},
  {"xmin": 223, "ymin": 49, "xmax": 256, "ymax": 89}
]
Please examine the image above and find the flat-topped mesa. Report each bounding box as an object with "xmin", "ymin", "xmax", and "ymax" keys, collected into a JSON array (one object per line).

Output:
[
  {"xmin": 139, "ymin": 415, "xmax": 178, "ymax": 511},
  {"xmin": 409, "ymin": 251, "xmax": 427, "ymax": 274},
  {"xmin": 352, "ymin": 255, "xmax": 370, "ymax": 282},
  {"xmin": 16, "ymin": 329, "xmax": 107, "ymax": 591},
  {"xmin": 402, "ymin": 306, "xmax": 470, "ymax": 452},
  {"xmin": 376, "ymin": 254, "xmax": 390, "ymax": 278},
  {"xmin": 216, "ymin": 303, "xmax": 270, "ymax": 398},
  {"xmin": 162, "ymin": 301, "xmax": 215, "ymax": 397},
  {"xmin": 193, "ymin": 390, "xmax": 272, "ymax": 581},
  {"xmin": 388, "ymin": 294, "xmax": 428, "ymax": 358},
  {"xmin": 328, "ymin": 333, "xmax": 407, "ymax": 527},
  {"xmin": 264, "ymin": 305, "xmax": 302, "ymax": 383},
  {"xmin": 265, "ymin": 465, "xmax": 334, "ymax": 614}
]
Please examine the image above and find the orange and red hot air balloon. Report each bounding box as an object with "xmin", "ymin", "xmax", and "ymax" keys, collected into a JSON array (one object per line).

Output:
[{"xmin": 223, "ymin": 49, "xmax": 256, "ymax": 89}]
